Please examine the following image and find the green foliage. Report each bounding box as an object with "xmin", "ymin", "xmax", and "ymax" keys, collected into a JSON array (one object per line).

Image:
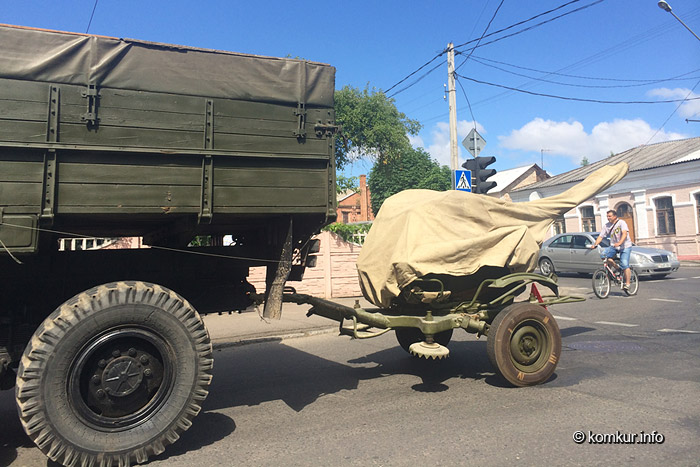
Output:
[
  {"xmin": 368, "ymin": 147, "xmax": 451, "ymax": 215},
  {"xmin": 334, "ymin": 85, "xmax": 421, "ymax": 170},
  {"xmin": 322, "ymin": 222, "xmax": 372, "ymax": 243},
  {"xmin": 580, "ymin": 156, "xmax": 590, "ymax": 166},
  {"xmin": 335, "ymin": 174, "xmax": 359, "ymax": 195}
]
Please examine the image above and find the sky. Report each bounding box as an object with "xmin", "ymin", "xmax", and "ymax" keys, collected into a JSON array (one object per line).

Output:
[{"xmin": 3, "ymin": 0, "xmax": 700, "ymax": 178}]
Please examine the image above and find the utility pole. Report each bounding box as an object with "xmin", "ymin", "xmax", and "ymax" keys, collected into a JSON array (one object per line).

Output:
[{"xmin": 447, "ymin": 43, "xmax": 458, "ymax": 189}]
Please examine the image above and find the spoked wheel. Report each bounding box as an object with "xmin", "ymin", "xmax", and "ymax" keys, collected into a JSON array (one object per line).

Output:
[
  {"xmin": 592, "ymin": 269, "xmax": 610, "ymax": 299},
  {"xmin": 395, "ymin": 327, "xmax": 453, "ymax": 355},
  {"xmin": 486, "ymin": 303, "xmax": 561, "ymax": 387},
  {"xmin": 16, "ymin": 281, "xmax": 213, "ymax": 467},
  {"xmin": 624, "ymin": 270, "xmax": 639, "ymax": 296}
]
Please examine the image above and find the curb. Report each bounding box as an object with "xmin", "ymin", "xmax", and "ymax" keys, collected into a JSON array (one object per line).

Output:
[{"xmin": 211, "ymin": 325, "xmax": 340, "ymax": 350}]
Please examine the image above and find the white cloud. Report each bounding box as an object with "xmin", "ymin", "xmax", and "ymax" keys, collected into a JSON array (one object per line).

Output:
[
  {"xmin": 423, "ymin": 120, "xmax": 486, "ymax": 167},
  {"xmin": 648, "ymin": 87, "xmax": 700, "ymax": 119},
  {"xmin": 498, "ymin": 117, "xmax": 688, "ymax": 165}
]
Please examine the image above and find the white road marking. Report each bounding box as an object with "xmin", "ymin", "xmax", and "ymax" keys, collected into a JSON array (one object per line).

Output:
[
  {"xmin": 594, "ymin": 321, "xmax": 639, "ymax": 327},
  {"xmin": 649, "ymin": 298, "xmax": 683, "ymax": 303},
  {"xmin": 669, "ymin": 278, "xmax": 687, "ymax": 281},
  {"xmin": 692, "ymin": 276, "xmax": 700, "ymax": 279},
  {"xmin": 658, "ymin": 329, "xmax": 700, "ymax": 334},
  {"xmin": 553, "ymin": 315, "xmax": 577, "ymax": 321}
]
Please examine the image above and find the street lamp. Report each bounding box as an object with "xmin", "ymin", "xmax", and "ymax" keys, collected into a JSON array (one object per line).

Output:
[{"xmin": 658, "ymin": 1, "xmax": 700, "ymax": 43}]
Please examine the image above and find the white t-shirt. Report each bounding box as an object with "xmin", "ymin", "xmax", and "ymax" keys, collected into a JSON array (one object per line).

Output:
[{"xmin": 603, "ymin": 218, "xmax": 632, "ymax": 249}]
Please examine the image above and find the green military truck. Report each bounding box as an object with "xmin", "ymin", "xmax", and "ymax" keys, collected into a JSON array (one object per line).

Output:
[{"xmin": 0, "ymin": 24, "xmax": 336, "ymax": 466}]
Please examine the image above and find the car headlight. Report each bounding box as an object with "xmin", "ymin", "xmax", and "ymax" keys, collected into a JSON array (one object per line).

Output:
[
  {"xmin": 669, "ymin": 252, "xmax": 678, "ymax": 262},
  {"xmin": 634, "ymin": 254, "xmax": 654, "ymax": 265}
]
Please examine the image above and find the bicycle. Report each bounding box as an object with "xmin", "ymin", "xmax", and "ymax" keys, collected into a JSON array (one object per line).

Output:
[{"xmin": 592, "ymin": 254, "xmax": 638, "ymax": 298}]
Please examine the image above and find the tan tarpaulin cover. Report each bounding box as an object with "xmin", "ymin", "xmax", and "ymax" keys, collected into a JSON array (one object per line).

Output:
[{"xmin": 357, "ymin": 163, "xmax": 629, "ymax": 307}]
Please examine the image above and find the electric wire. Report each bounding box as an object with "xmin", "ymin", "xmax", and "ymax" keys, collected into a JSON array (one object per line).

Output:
[
  {"xmin": 386, "ymin": 0, "xmax": 602, "ymax": 97},
  {"xmin": 469, "ymin": 56, "xmax": 700, "ymax": 89},
  {"xmin": 86, "ymin": 0, "xmax": 99, "ymax": 34},
  {"xmin": 455, "ymin": 72, "xmax": 700, "ymax": 104}
]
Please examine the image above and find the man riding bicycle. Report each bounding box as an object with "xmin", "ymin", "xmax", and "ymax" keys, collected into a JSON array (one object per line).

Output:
[{"xmin": 590, "ymin": 209, "xmax": 633, "ymax": 291}]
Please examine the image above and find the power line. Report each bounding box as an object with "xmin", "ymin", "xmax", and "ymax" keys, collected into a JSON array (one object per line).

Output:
[
  {"xmin": 455, "ymin": 72, "xmax": 700, "ymax": 104},
  {"xmin": 385, "ymin": 0, "xmax": 602, "ymax": 97},
  {"xmin": 470, "ymin": 54, "xmax": 700, "ymax": 84},
  {"xmin": 86, "ymin": 0, "xmax": 99, "ymax": 34},
  {"xmin": 469, "ymin": 56, "xmax": 700, "ymax": 89},
  {"xmin": 455, "ymin": 0, "xmax": 605, "ymax": 67},
  {"xmin": 454, "ymin": 0, "xmax": 587, "ymax": 49}
]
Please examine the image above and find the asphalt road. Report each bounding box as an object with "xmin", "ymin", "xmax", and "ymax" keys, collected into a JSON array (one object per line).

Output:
[{"xmin": 2, "ymin": 268, "xmax": 699, "ymax": 466}]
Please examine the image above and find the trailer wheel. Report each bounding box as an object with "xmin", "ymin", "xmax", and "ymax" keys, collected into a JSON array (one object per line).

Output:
[
  {"xmin": 395, "ymin": 328, "xmax": 453, "ymax": 355},
  {"xmin": 486, "ymin": 303, "xmax": 560, "ymax": 387},
  {"xmin": 15, "ymin": 281, "xmax": 213, "ymax": 467}
]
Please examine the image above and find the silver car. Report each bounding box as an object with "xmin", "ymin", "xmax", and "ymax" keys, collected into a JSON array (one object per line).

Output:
[{"xmin": 538, "ymin": 232, "xmax": 680, "ymax": 278}]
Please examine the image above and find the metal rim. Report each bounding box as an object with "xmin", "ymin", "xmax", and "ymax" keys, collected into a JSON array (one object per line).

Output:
[
  {"xmin": 593, "ymin": 270, "xmax": 610, "ymax": 298},
  {"xmin": 539, "ymin": 258, "xmax": 554, "ymax": 275},
  {"xmin": 508, "ymin": 319, "xmax": 551, "ymax": 372},
  {"xmin": 68, "ymin": 327, "xmax": 175, "ymax": 432}
]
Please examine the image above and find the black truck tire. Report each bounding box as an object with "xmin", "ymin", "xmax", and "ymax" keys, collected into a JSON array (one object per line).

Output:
[
  {"xmin": 486, "ymin": 302, "xmax": 561, "ymax": 387},
  {"xmin": 15, "ymin": 281, "xmax": 213, "ymax": 467}
]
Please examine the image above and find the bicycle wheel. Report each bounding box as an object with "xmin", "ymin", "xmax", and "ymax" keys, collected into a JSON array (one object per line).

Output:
[
  {"xmin": 592, "ymin": 269, "xmax": 610, "ymax": 299},
  {"xmin": 625, "ymin": 270, "xmax": 639, "ymax": 296}
]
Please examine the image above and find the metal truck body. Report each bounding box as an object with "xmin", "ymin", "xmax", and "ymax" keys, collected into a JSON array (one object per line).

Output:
[{"xmin": 0, "ymin": 24, "xmax": 336, "ymax": 466}]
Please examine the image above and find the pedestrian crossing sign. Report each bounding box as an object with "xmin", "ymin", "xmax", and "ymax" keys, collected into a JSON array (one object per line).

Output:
[{"xmin": 455, "ymin": 169, "xmax": 472, "ymax": 192}]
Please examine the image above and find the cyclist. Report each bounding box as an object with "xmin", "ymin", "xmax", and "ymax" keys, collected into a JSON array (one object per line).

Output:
[{"xmin": 590, "ymin": 209, "xmax": 633, "ymax": 291}]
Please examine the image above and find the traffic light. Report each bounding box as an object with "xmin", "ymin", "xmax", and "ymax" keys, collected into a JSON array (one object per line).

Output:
[{"xmin": 462, "ymin": 156, "xmax": 497, "ymax": 194}]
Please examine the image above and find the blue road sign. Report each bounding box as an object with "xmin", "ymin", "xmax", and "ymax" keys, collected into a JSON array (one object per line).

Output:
[{"xmin": 455, "ymin": 169, "xmax": 471, "ymax": 192}]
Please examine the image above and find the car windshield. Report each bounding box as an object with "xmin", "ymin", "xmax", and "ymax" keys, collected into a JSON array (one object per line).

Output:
[{"xmin": 591, "ymin": 233, "xmax": 610, "ymax": 247}]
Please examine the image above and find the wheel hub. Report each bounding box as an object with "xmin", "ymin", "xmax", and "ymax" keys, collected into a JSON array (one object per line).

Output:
[
  {"xmin": 511, "ymin": 325, "xmax": 543, "ymax": 366},
  {"xmin": 102, "ymin": 356, "xmax": 144, "ymax": 397}
]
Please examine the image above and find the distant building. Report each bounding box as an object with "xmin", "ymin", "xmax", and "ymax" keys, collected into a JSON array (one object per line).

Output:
[
  {"xmin": 336, "ymin": 174, "xmax": 374, "ymax": 224},
  {"xmin": 509, "ymin": 137, "xmax": 700, "ymax": 260},
  {"xmin": 485, "ymin": 164, "xmax": 549, "ymax": 199}
]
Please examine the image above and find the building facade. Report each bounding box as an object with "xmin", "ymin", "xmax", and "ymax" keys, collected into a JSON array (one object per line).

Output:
[
  {"xmin": 509, "ymin": 137, "xmax": 700, "ymax": 260},
  {"xmin": 336, "ymin": 174, "xmax": 374, "ymax": 224}
]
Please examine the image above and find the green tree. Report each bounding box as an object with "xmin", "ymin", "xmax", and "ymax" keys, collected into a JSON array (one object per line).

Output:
[
  {"xmin": 335, "ymin": 174, "xmax": 358, "ymax": 195},
  {"xmin": 368, "ymin": 147, "xmax": 451, "ymax": 215},
  {"xmin": 580, "ymin": 156, "xmax": 590, "ymax": 166},
  {"xmin": 334, "ymin": 85, "xmax": 421, "ymax": 170}
]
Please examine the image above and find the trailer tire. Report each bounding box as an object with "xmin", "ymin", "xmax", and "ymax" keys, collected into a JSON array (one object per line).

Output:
[
  {"xmin": 395, "ymin": 328, "xmax": 453, "ymax": 355},
  {"xmin": 486, "ymin": 303, "xmax": 560, "ymax": 387},
  {"xmin": 15, "ymin": 281, "xmax": 213, "ymax": 467}
]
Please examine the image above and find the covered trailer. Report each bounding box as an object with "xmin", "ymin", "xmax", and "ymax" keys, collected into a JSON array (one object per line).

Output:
[{"xmin": 0, "ymin": 24, "xmax": 336, "ymax": 466}]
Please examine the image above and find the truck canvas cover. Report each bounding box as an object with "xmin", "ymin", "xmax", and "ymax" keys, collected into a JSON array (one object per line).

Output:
[
  {"xmin": 0, "ymin": 24, "xmax": 334, "ymax": 107},
  {"xmin": 357, "ymin": 163, "xmax": 629, "ymax": 307}
]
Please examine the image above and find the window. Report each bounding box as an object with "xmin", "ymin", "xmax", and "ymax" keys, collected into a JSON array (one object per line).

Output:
[
  {"xmin": 553, "ymin": 215, "xmax": 566, "ymax": 235},
  {"xmin": 550, "ymin": 235, "xmax": 572, "ymax": 248},
  {"xmin": 572, "ymin": 235, "xmax": 590, "ymax": 249},
  {"xmin": 655, "ymin": 197, "xmax": 675, "ymax": 235},
  {"xmin": 581, "ymin": 206, "xmax": 596, "ymax": 232}
]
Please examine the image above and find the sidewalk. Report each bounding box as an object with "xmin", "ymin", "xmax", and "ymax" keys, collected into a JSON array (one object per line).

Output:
[{"xmin": 203, "ymin": 296, "xmax": 374, "ymax": 349}]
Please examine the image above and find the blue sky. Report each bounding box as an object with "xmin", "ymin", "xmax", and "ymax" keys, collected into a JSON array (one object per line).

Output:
[{"xmin": 4, "ymin": 0, "xmax": 699, "ymax": 177}]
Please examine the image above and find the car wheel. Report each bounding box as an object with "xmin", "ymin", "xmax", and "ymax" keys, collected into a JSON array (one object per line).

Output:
[{"xmin": 539, "ymin": 258, "xmax": 555, "ymax": 276}]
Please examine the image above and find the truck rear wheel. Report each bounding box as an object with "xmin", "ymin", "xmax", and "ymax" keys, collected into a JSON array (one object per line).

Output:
[
  {"xmin": 15, "ymin": 281, "xmax": 213, "ymax": 467},
  {"xmin": 486, "ymin": 303, "xmax": 561, "ymax": 387}
]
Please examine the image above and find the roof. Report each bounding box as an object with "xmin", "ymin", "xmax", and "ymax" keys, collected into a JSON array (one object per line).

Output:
[
  {"xmin": 512, "ymin": 136, "xmax": 700, "ymax": 192},
  {"xmin": 487, "ymin": 164, "xmax": 541, "ymax": 193}
]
